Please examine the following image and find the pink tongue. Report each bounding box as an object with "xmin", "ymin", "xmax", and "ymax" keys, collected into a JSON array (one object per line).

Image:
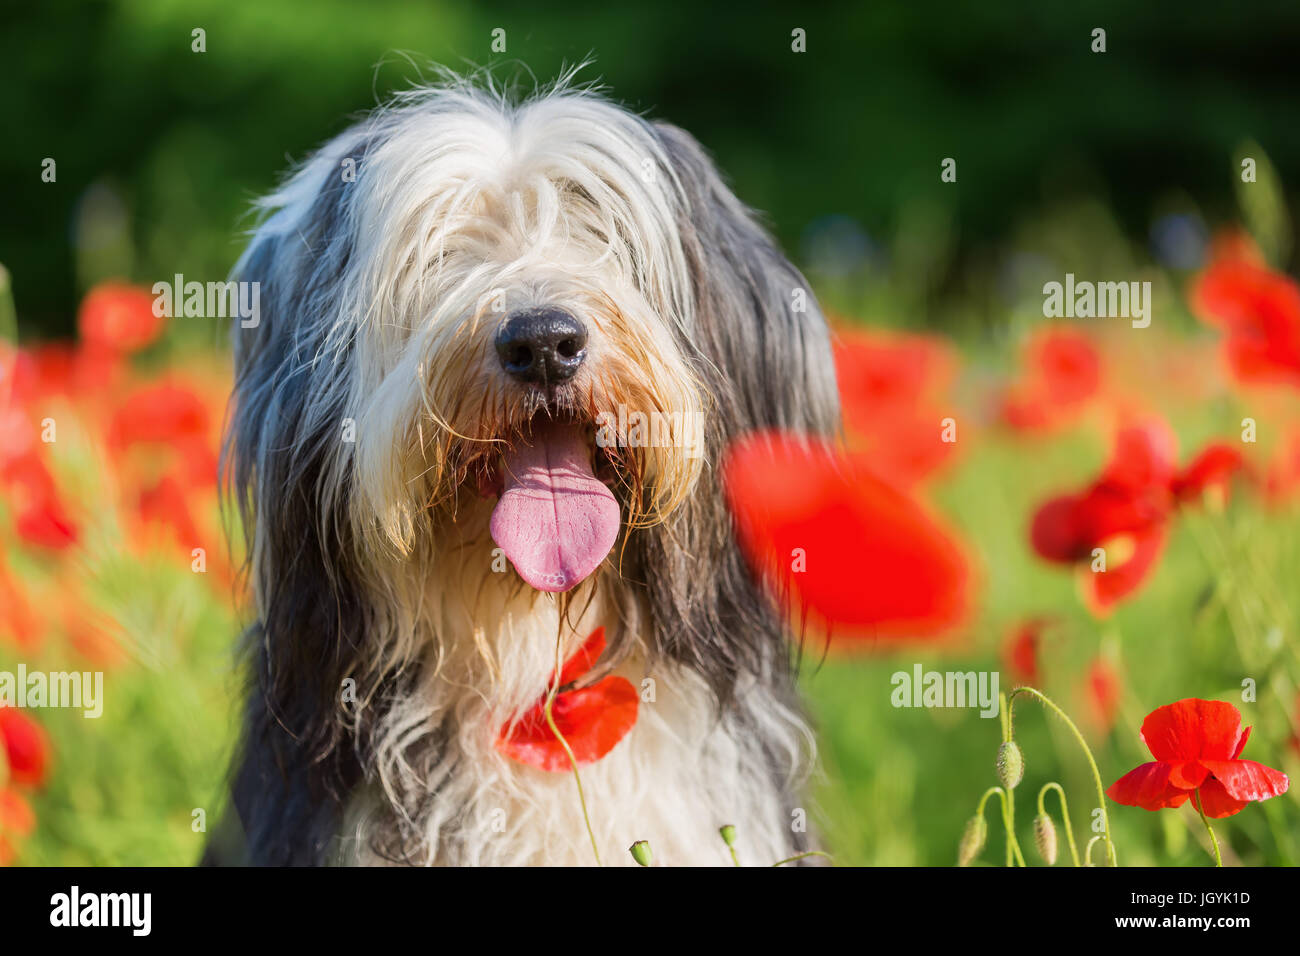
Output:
[{"xmin": 489, "ymin": 422, "xmax": 620, "ymax": 592}]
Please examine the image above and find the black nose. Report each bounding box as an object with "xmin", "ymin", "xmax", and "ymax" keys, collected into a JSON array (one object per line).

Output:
[{"xmin": 494, "ymin": 308, "xmax": 588, "ymax": 384}]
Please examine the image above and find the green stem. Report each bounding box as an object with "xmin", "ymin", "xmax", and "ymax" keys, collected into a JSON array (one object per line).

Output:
[
  {"xmin": 1008, "ymin": 687, "xmax": 1117, "ymax": 866},
  {"xmin": 544, "ymin": 634, "xmax": 601, "ymax": 866},
  {"xmin": 1194, "ymin": 788, "xmax": 1223, "ymax": 867},
  {"xmin": 1037, "ymin": 782, "xmax": 1081, "ymax": 867},
  {"xmin": 772, "ymin": 850, "xmax": 833, "ymax": 867},
  {"xmin": 977, "ymin": 785, "xmax": 1025, "ymax": 867}
]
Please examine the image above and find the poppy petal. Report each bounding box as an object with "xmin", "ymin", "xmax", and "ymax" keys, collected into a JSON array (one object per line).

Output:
[
  {"xmin": 1199, "ymin": 759, "xmax": 1289, "ymax": 803},
  {"xmin": 1165, "ymin": 760, "xmax": 1211, "ymax": 790},
  {"xmin": 1139, "ymin": 698, "xmax": 1244, "ymax": 762},
  {"xmin": 496, "ymin": 676, "xmax": 638, "ymax": 773},
  {"xmin": 1083, "ymin": 522, "xmax": 1167, "ymax": 614},
  {"xmin": 723, "ymin": 432, "xmax": 970, "ymax": 641},
  {"xmin": 1192, "ymin": 778, "xmax": 1250, "ymax": 819},
  {"xmin": 1106, "ymin": 761, "xmax": 1191, "ymax": 811},
  {"xmin": 557, "ymin": 626, "xmax": 607, "ymax": 688}
]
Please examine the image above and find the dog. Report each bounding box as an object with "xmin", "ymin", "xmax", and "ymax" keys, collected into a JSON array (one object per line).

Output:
[{"xmin": 217, "ymin": 71, "xmax": 840, "ymax": 866}]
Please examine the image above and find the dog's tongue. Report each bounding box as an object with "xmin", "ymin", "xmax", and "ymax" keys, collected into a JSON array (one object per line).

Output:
[{"xmin": 489, "ymin": 421, "xmax": 619, "ymax": 592}]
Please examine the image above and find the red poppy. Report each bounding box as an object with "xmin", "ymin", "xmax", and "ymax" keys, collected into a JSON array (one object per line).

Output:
[
  {"xmin": 1, "ymin": 452, "xmax": 79, "ymax": 552},
  {"xmin": 78, "ymin": 282, "xmax": 165, "ymax": 354},
  {"xmin": 9, "ymin": 343, "xmax": 122, "ymax": 402},
  {"xmin": 107, "ymin": 381, "xmax": 211, "ymax": 450},
  {"xmin": 1003, "ymin": 617, "xmax": 1052, "ymax": 685},
  {"xmin": 0, "ymin": 789, "xmax": 35, "ymax": 866},
  {"xmin": 1107, "ymin": 698, "xmax": 1289, "ymax": 818},
  {"xmin": 1192, "ymin": 238, "xmax": 1300, "ymax": 388},
  {"xmin": 833, "ymin": 329, "xmax": 958, "ymax": 487},
  {"xmin": 136, "ymin": 475, "xmax": 203, "ymax": 549},
  {"xmin": 1171, "ymin": 442, "xmax": 1243, "ymax": 506},
  {"xmin": 496, "ymin": 627, "xmax": 638, "ymax": 772},
  {"xmin": 722, "ymin": 431, "xmax": 970, "ymax": 641},
  {"xmin": 1084, "ymin": 657, "xmax": 1122, "ymax": 735},
  {"xmin": 1030, "ymin": 419, "xmax": 1175, "ymax": 614},
  {"xmin": 999, "ymin": 326, "xmax": 1101, "ymax": 433},
  {"xmin": 0, "ymin": 707, "xmax": 51, "ymax": 788}
]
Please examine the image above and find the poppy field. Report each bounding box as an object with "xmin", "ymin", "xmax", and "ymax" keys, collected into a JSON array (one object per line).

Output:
[{"xmin": 3, "ymin": 190, "xmax": 1299, "ymax": 866}]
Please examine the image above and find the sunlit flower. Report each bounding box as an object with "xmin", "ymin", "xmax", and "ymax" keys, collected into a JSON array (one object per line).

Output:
[{"xmin": 1108, "ymin": 698, "xmax": 1288, "ymax": 818}]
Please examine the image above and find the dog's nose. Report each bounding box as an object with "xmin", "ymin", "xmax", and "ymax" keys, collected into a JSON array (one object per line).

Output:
[{"xmin": 494, "ymin": 308, "xmax": 588, "ymax": 384}]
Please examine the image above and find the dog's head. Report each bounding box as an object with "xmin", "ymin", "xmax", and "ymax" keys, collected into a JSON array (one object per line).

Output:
[
  {"xmin": 229, "ymin": 77, "xmax": 837, "ymax": 606},
  {"xmin": 224, "ymin": 78, "xmax": 839, "ymax": 831}
]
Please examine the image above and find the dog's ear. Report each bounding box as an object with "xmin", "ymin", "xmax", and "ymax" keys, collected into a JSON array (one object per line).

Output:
[
  {"xmin": 222, "ymin": 131, "xmax": 373, "ymax": 864},
  {"xmin": 652, "ymin": 120, "xmax": 840, "ymax": 440},
  {"xmin": 628, "ymin": 121, "xmax": 840, "ymax": 713},
  {"xmin": 631, "ymin": 119, "xmax": 842, "ymax": 707},
  {"xmin": 624, "ymin": 122, "xmax": 834, "ymax": 848}
]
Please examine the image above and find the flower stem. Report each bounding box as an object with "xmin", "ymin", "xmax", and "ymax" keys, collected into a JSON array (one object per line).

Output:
[
  {"xmin": 1037, "ymin": 782, "xmax": 1081, "ymax": 867},
  {"xmin": 1009, "ymin": 686, "xmax": 1117, "ymax": 866},
  {"xmin": 1194, "ymin": 789, "xmax": 1223, "ymax": 867},
  {"xmin": 545, "ymin": 633, "xmax": 601, "ymax": 866},
  {"xmin": 772, "ymin": 850, "xmax": 833, "ymax": 867},
  {"xmin": 977, "ymin": 785, "xmax": 1026, "ymax": 867}
]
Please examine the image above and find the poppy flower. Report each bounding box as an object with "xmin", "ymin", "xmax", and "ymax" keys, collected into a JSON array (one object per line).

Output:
[
  {"xmin": 0, "ymin": 789, "xmax": 35, "ymax": 866},
  {"xmin": 77, "ymin": 282, "xmax": 165, "ymax": 354},
  {"xmin": 1170, "ymin": 442, "xmax": 1243, "ymax": 507},
  {"xmin": 1030, "ymin": 419, "xmax": 1176, "ymax": 614},
  {"xmin": 1, "ymin": 452, "xmax": 79, "ymax": 552},
  {"xmin": 8, "ymin": 343, "xmax": 122, "ymax": 402},
  {"xmin": 107, "ymin": 381, "xmax": 211, "ymax": 450},
  {"xmin": 999, "ymin": 326, "xmax": 1101, "ymax": 433},
  {"xmin": 1084, "ymin": 657, "xmax": 1122, "ymax": 735},
  {"xmin": 1192, "ymin": 237, "xmax": 1300, "ymax": 388},
  {"xmin": 833, "ymin": 329, "xmax": 959, "ymax": 487},
  {"xmin": 1107, "ymin": 698, "xmax": 1289, "ymax": 818},
  {"xmin": 1003, "ymin": 617, "xmax": 1053, "ymax": 685},
  {"xmin": 722, "ymin": 430, "xmax": 970, "ymax": 641},
  {"xmin": 0, "ymin": 707, "xmax": 51, "ymax": 788},
  {"xmin": 496, "ymin": 627, "xmax": 638, "ymax": 772},
  {"xmin": 136, "ymin": 475, "xmax": 203, "ymax": 550}
]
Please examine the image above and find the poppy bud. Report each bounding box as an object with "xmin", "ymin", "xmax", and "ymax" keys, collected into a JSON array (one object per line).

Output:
[
  {"xmin": 996, "ymin": 741, "xmax": 1024, "ymax": 790},
  {"xmin": 957, "ymin": 815, "xmax": 986, "ymax": 866},
  {"xmin": 719, "ymin": 824, "xmax": 737, "ymax": 847},
  {"xmin": 629, "ymin": 840, "xmax": 653, "ymax": 866},
  {"xmin": 1033, "ymin": 813, "xmax": 1058, "ymax": 865}
]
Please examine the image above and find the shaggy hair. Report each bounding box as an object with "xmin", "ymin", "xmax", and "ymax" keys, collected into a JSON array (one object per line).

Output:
[{"xmin": 218, "ymin": 71, "xmax": 839, "ymax": 866}]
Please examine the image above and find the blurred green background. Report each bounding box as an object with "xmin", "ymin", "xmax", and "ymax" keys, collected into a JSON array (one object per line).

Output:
[{"xmin": 3, "ymin": 0, "xmax": 1300, "ymax": 337}]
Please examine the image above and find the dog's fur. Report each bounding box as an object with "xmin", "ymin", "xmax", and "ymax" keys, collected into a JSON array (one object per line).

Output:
[{"xmin": 218, "ymin": 72, "xmax": 839, "ymax": 866}]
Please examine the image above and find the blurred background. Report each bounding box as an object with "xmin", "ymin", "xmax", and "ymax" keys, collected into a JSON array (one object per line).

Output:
[{"xmin": 1, "ymin": 0, "xmax": 1299, "ymax": 865}]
